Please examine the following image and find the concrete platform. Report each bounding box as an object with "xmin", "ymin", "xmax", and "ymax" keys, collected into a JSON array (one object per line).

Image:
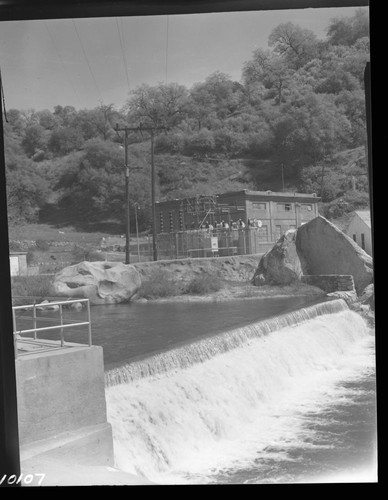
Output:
[
  {"xmin": 16, "ymin": 337, "xmax": 89, "ymax": 357},
  {"xmin": 21, "ymin": 455, "xmax": 153, "ymax": 486},
  {"xmin": 15, "ymin": 340, "xmax": 120, "ymax": 484}
]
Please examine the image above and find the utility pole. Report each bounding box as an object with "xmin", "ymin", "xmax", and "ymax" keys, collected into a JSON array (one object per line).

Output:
[
  {"xmin": 150, "ymin": 128, "xmax": 157, "ymax": 261},
  {"xmin": 116, "ymin": 124, "xmax": 165, "ymax": 261},
  {"xmin": 115, "ymin": 124, "xmax": 141, "ymax": 264},
  {"xmin": 134, "ymin": 202, "xmax": 141, "ymax": 262}
]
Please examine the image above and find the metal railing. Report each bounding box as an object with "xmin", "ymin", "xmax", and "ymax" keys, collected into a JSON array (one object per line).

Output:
[{"xmin": 12, "ymin": 298, "xmax": 92, "ymax": 358}]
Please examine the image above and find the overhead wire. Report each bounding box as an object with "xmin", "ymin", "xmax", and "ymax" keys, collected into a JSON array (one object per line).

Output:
[
  {"xmin": 44, "ymin": 21, "xmax": 82, "ymax": 108},
  {"xmin": 0, "ymin": 66, "xmax": 8, "ymax": 122},
  {"xmin": 71, "ymin": 18, "xmax": 104, "ymax": 104},
  {"xmin": 115, "ymin": 17, "xmax": 131, "ymax": 95}
]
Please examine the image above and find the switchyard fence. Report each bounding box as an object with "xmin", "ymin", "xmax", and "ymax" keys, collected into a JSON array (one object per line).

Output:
[{"xmin": 102, "ymin": 227, "xmax": 275, "ymax": 262}]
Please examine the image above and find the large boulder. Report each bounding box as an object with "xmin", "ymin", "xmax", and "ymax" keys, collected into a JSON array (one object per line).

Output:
[
  {"xmin": 296, "ymin": 216, "xmax": 373, "ymax": 294},
  {"xmin": 252, "ymin": 229, "xmax": 303, "ymax": 286},
  {"xmin": 252, "ymin": 216, "xmax": 373, "ymax": 294},
  {"xmin": 52, "ymin": 261, "xmax": 142, "ymax": 305}
]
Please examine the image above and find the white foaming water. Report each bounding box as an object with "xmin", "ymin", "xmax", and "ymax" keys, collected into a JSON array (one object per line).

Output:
[{"xmin": 105, "ymin": 301, "xmax": 375, "ymax": 484}]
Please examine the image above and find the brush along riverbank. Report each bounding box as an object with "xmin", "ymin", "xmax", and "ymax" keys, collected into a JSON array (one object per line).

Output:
[{"xmin": 131, "ymin": 255, "xmax": 326, "ymax": 303}]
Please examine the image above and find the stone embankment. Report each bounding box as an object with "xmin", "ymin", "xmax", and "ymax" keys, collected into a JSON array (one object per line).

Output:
[{"xmin": 133, "ymin": 254, "xmax": 260, "ymax": 284}]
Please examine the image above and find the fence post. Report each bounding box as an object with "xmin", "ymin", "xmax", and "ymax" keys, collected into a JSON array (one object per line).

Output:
[
  {"xmin": 59, "ymin": 303, "xmax": 64, "ymax": 347},
  {"xmin": 33, "ymin": 302, "xmax": 37, "ymax": 340},
  {"xmin": 86, "ymin": 300, "xmax": 92, "ymax": 347},
  {"xmin": 12, "ymin": 308, "xmax": 18, "ymax": 359}
]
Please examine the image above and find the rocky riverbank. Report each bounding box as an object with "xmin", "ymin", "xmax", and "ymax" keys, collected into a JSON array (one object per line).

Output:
[{"xmin": 133, "ymin": 280, "xmax": 326, "ymax": 304}]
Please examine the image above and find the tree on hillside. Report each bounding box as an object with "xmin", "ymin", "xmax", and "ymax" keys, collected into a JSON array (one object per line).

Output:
[
  {"xmin": 268, "ymin": 92, "xmax": 353, "ymax": 177},
  {"xmin": 326, "ymin": 8, "xmax": 369, "ymax": 46},
  {"xmin": 6, "ymin": 109, "xmax": 28, "ymax": 137},
  {"xmin": 188, "ymin": 72, "xmax": 246, "ymax": 130},
  {"xmin": 242, "ymin": 49, "xmax": 293, "ymax": 104},
  {"xmin": 268, "ymin": 22, "xmax": 319, "ymax": 69},
  {"xmin": 36, "ymin": 109, "xmax": 61, "ymax": 130},
  {"xmin": 6, "ymin": 158, "xmax": 49, "ymax": 223},
  {"xmin": 48, "ymin": 126, "xmax": 84, "ymax": 156},
  {"xmin": 21, "ymin": 124, "xmax": 48, "ymax": 159},
  {"xmin": 53, "ymin": 105, "xmax": 78, "ymax": 127},
  {"xmin": 124, "ymin": 82, "xmax": 189, "ymax": 129},
  {"xmin": 88, "ymin": 103, "xmax": 119, "ymax": 141},
  {"xmin": 56, "ymin": 138, "xmax": 151, "ymax": 227}
]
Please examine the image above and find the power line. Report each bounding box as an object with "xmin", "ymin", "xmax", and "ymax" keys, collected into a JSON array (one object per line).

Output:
[
  {"xmin": 0, "ymin": 66, "xmax": 8, "ymax": 122},
  {"xmin": 115, "ymin": 17, "xmax": 131, "ymax": 95},
  {"xmin": 44, "ymin": 21, "xmax": 82, "ymax": 108},
  {"xmin": 71, "ymin": 19, "xmax": 104, "ymax": 104}
]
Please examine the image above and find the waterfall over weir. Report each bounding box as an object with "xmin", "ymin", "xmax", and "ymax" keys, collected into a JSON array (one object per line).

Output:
[
  {"xmin": 104, "ymin": 298, "xmax": 376, "ymax": 483},
  {"xmin": 105, "ymin": 298, "xmax": 348, "ymax": 385}
]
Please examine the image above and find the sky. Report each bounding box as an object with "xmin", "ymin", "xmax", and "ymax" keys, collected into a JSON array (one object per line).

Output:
[{"xmin": 0, "ymin": 5, "xmax": 369, "ymax": 112}]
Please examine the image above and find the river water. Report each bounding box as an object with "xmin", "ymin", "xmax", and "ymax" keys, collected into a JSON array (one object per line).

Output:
[{"xmin": 17, "ymin": 296, "xmax": 378, "ymax": 484}]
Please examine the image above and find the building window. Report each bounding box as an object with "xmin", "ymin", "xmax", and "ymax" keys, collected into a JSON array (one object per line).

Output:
[
  {"xmin": 252, "ymin": 202, "xmax": 266, "ymax": 210},
  {"xmin": 277, "ymin": 203, "xmax": 292, "ymax": 211},
  {"xmin": 159, "ymin": 213, "xmax": 164, "ymax": 232},
  {"xmin": 289, "ymin": 224, "xmax": 296, "ymax": 230},
  {"xmin": 275, "ymin": 225, "xmax": 282, "ymax": 239},
  {"xmin": 353, "ymin": 234, "xmax": 357, "ymax": 242},
  {"xmin": 258, "ymin": 226, "xmax": 268, "ymax": 242},
  {"xmin": 361, "ymin": 233, "xmax": 365, "ymax": 250},
  {"xmin": 301, "ymin": 204, "xmax": 312, "ymax": 211}
]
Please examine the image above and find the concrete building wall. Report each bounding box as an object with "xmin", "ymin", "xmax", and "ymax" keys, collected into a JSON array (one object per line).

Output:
[
  {"xmin": 155, "ymin": 191, "xmax": 319, "ymax": 239},
  {"xmin": 346, "ymin": 214, "xmax": 372, "ymax": 256}
]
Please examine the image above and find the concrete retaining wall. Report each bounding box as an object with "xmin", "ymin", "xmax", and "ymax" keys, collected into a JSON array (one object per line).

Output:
[
  {"xmin": 16, "ymin": 344, "xmax": 114, "ymax": 465},
  {"xmin": 301, "ymin": 274, "xmax": 355, "ymax": 294}
]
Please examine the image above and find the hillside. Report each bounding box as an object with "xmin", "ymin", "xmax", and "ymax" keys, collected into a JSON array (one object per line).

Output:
[{"xmin": 4, "ymin": 10, "xmax": 370, "ymax": 232}]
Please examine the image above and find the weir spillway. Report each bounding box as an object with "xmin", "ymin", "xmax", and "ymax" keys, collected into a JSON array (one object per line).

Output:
[
  {"xmin": 104, "ymin": 298, "xmax": 349, "ymax": 385},
  {"xmin": 103, "ymin": 298, "xmax": 375, "ymax": 483}
]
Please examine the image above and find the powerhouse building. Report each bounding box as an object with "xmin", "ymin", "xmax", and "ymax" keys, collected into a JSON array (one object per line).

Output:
[{"xmin": 156, "ymin": 190, "xmax": 319, "ymax": 238}]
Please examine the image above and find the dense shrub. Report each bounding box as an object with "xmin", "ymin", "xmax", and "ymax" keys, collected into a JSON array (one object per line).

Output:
[
  {"xmin": 184, "ymin": 274, "xmax": 223, "ymax": 295},
  {"xmin": 183, "ymin": 130, "xmax": 215, "ymax": 155},
  {"xmin": 35, "ymin": 238, "xmax": 51, "ymax": 251},
  {"xmin": 136, "ymin": 268, "xmax": 182, "ymax": 299},
  {"xmin": 71, "ymin": 244, "xmax": 103, "ymax": 263},
  {"xmin": 322, "ymin": 190, "xmax": 369, "ymax": 219},
  {"xmin": 11, "ymin": 275, "xmax": 54, "ymax": 304},
  {"xmin": 9, "ymin": 241, "xmax": 23, "ymax": 251}
]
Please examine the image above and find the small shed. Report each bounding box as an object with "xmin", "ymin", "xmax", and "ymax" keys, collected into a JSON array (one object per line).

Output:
[
  {"xmin": 345, "ymin": 210, "xmax": 372, "ymax": 256},
  {"xmin": 9, "ymin": 252, "xmax": 28, "ymax": 276}
]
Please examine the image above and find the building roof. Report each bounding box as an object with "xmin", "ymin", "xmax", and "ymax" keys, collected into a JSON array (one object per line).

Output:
[
  {"xmin": 331, "ymin": 210, "xmax": 371, "ymax": 232},
  {"xmin": 330, "ymin": 213, "xmax": 354, "ymax": 232},
  {"xmin": 217, "ymin": 189, "xmax": 319, "ymax": 200},
  {"xmin": 156, "ymin": 189, "xmax": 320, "ymax": 205},
  {"xmin": 354, "ymin": 210, "xmax": 371, "ymax": 228}
]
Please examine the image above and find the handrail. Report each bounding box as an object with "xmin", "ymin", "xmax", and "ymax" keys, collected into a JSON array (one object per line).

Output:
[
  {"xmin": 13, "ymin": 298, "xmax": 92, "ymax": 359},
  {"xmin": 12, "ymin": 298, "xmax": 91, "ymax": 310}
]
